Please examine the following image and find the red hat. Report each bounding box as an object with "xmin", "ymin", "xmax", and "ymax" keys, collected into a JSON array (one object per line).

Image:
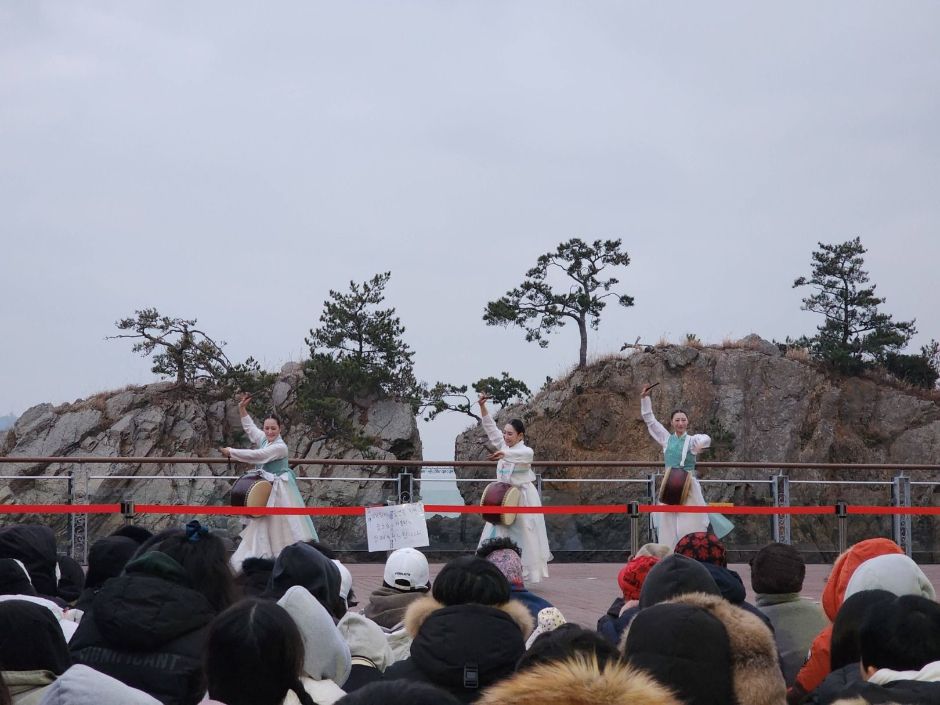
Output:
[
  {"xmin": 617, "ymin": 555, "xmax": 660, "ymax": 600},
  {"xmin": 674, "ymin": 532, "xmax": 728, "ymax": 568}
]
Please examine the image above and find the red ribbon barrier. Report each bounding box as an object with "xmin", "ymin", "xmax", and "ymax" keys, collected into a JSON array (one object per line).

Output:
[{"xmin": 1, "ymin": 502, "xmax": 935, "ymax": 516}]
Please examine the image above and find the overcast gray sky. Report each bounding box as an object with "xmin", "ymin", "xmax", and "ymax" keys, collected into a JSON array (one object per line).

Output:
[{"xmin": 2, "ymin": 2, "xmax": 938, "ymax": 461}]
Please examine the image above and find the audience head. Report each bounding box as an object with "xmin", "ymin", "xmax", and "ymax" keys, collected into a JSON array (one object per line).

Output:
[
  {"xmin": 525, "ymin": 606, "xmax": 567, "ymax": 648},
  {"xmin": 136, "ymin": 521, "xmax": 236, "ymax": 612},
  {"xmin": 830, "ymin": 589, "xmax": 895, "ymax": 671},
  {"xmin": 634, "ymin": 543, "xmax": 672, "ymax": 560},
  {"xmin": 0, "ymin": 524, "xmax": 58, "ymax": 598},
  {"xmin": 110, "ymin": 524, "xmax": 154, "ymax": 545},
  {"xmin": 332, "ymin": 560, "xmax": 357, "ymax": 608},
  {"xmin": 0, "ymin": 558, "xmax": 36, "ymax": 596},
  {"xmin": 517, "ymin": 623, "xmax": 620, "ymax": 672},
  {"xmin": 823, "ymin": 538, "xmax": 904, "ymax": 620},
  {"xmin": 235, "ymin": 557, "xmax": 275, "ymax": 598},
  {"xmin": 277, "ymin": 586, "xmax": 352, "ymax": 685},
  {"xmin": 618, "ymin": 555, "xmax": 659, "ymax": 601},
  {"xmin": 624, "ymin": 602, "xmax": 734, "ymax": 705},
  {"xmin": 205, "ymin": 598, "xmax": 315, "ymax": 705},
  {"xmin": 56, "ymin": 555, "xmax": 85, "ymax": 603},
  {"xmin": 638, "ymin": 554, "xmax": 720, "ymax": 609},
  {"xmin": 85, "ymin": 536, "xmax": 139, "ymax": 590},
  {"xmin": 479, "ymin": 655, "xmax": 681, "ymax": 705},
  {"xmin": 266, "ymin": 542, "xmax": 346, "ymax": 619},
  {"xmin": 859, "ymin": 595, "xmax": 940, "ymax": 676},
  {"xmin": 674, "ymin": 532, "xmax": 727, "ymax": 568},
  {"xmin": 431, "ymin": 555, "xmax": 511, "ymax": 607},
  {"xmin": 750, "ymin": 542, "xmax": 805, "ymax": 594},
  {"xmin": 382, "ymin": 547, "xmax": 430, "ymax": 592},
  {"xmin": 844, "ymin": 553, "xmax": 937, "ymax": 601},
  {"xmin": 478, "ymin": 537, "xmax": 525, "ymax": 589},
  {"xmin": 0, "ymin": 599, "xmax": 71, "ymax": 675}
]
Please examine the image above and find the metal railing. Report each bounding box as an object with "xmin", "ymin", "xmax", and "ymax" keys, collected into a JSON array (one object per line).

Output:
[{"xmin": 1, "ymin": 455, "xmax": 938, "ymax": 561}]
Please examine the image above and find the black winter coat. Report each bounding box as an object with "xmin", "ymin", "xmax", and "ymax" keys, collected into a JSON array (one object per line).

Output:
[
  {"xmin": 69, "ymin": 551, "xmax": 217, "ymax": 705},
  {"xmin": 384, "ymin": 597, "xmax": 532, "ymax": 703}
]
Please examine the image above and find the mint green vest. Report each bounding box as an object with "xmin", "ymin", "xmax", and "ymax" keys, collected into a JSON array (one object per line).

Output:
[
  {"xmin": 664, "ymin": 434, "xmax": 695, "ymax": 471},
  {"xmin": 261, "ymin": 439, "xmax": 289, "ymax": 475}
]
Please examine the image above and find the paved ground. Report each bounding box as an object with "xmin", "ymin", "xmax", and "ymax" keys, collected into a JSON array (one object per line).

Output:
[{"xmin": 348, "ymin": 562, "xmax": 940, "ymax": 628}]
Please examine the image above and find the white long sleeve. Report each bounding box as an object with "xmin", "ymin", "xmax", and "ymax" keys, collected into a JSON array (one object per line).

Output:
[
  {"xmin": 241, "ymin": 414, "xmax": 266, "ymax": 446},
  {"xmin": 228, "ymin": 438, "xmax": 288, "ymax": 466},
  {"xmin": 640, "ymin": 396, "xmax": 670, "ymax": 448},
  {"xmin": 481, "ymin": 413, "xmax": 507, "ymax": 450}
]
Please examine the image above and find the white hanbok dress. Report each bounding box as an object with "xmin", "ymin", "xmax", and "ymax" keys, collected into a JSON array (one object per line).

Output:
[
  {"xmin": 476, "ymin": 414, "xmax": 553, "ymax": 583},
  {"xmin": 641, "ymin": 397, "xmax": 733, "ymax": 547},
  {"xmin": 229, "ymin": 415, "xmax": 318, "ymax": 572}
]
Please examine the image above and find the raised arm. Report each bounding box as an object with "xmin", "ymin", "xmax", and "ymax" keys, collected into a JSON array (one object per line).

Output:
[
  {"xmin": 235, "ymin": 393, "xmax": 265, "ymax": 446},
  {"xmin": 478, "ymin": 394, "xmax": 506, "ymax": 450},
  {"xmin": 640, "ymin": 391, "xmax": 669, "ymax": 448}
]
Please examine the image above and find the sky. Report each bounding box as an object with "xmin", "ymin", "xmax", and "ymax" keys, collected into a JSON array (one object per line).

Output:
[{"xmin": 2, "ymin": 2, "xmax": 938, "ymax": 462}]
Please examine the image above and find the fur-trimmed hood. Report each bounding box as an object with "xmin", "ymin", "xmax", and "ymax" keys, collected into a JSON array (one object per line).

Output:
[
  {"xmin": 403, "ymin": 595, "xmax": 534, "ymax": 639},
  {"xmin": 670, "ymin": 592, "xmax": 785, "ymax": 705},
  {"xmin": 477, "ymin": 655, "xmax": 681, "ymax": 705},
  {"xmin": 384, "ymin": 596, "xmax": 534, "ymax": 698}
]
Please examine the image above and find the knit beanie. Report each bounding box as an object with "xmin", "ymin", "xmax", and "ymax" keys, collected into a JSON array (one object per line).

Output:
[
  {"xmin": 486, "ymin": 548, "xmax": 525, "ymax": 589},
  {"xmin": 85, "ymin": 536, "xmax": 139, "ymax": 590},
  {"xmin": 617, "ymin": 556, "xmax": 660, "ymax": 601},
  {"xmin": 0, "ymin": 558, "xmax": 36, "ymax": 596},
  {"xmin": 751, "ymin": 542, "xmax": 805, "ymax": 594},
  {"xmin": 674, "ymin": 532, "xmax": 727, "ymax": 568},
  {"xmin": 639, "ymin": 554, "xmax": 721, "ymax": 609}
]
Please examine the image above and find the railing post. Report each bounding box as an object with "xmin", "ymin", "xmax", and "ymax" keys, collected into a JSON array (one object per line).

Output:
[
  {"xmin": 397, "ymin": 471, "xmax": 414, "ymax": 504},
  {"xmin": 71, "ymin": 462, "xmax": 89, "ymax": 564},
  {"xmin": 772, "ymin": 473, "xmax": 791, "ymax": 545},
  {"xmin": 121, "ymin": 499, "xmax": 136, "ymax": 526},
  {"xmin": 892, "ymin": 472, "xmax": 913, "ymax": 557},
  {"xmin": 836, "ymin": 502, "xmax": 848, "ymax": 555},
  {"xmin": 647, "ymin": 473, "xmax": 659, "ymax": 542},
  {"xmin": 535, "ymin": 473, "xmax": 543, "ymax": 500},
  {"xmin": 628, "ymin": 501, "xmax": 641, "ymax": 557}
]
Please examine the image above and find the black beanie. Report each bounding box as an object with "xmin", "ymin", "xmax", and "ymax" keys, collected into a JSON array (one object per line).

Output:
[
  {"xmin": 0, "ymin": 558, "xmax": 36, "ymax": 596},
  {"xmin": 751, "ymin": 543, "xmax": 805, "ymax": 594},
  {"xmin": 85, "ymin": 536, "xmax": 140, "ymax": 589},
  {"xmin": 639, "ymin": 554, "xmax": 721, "ymax": 608}
]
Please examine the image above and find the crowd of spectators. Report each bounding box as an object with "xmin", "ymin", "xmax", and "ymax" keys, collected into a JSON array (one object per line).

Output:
[{"xmin": 1, "ymin": 522, "xmax": 939, "ymax": 705}]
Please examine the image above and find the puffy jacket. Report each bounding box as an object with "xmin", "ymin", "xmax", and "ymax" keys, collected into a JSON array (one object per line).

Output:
[
  {"xmin": 384, "ymin": 597, "xmax": 533, "ymax": 703},
  {"xmin": 68, "ymin": 552, "xmax": 217, "ymax": 705}
]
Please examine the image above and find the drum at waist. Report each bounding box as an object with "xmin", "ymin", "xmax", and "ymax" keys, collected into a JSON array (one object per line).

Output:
[
  {"xmin": 480, "ymin": 481, "xmax": 522, "ymax": 526},
  {"xmin": 658, "ymin": 467, "xmax": 693, "ymax": 506},
  {"xmin": 231, "ymin": 474, "xmax": 273, "ymax": 517}
]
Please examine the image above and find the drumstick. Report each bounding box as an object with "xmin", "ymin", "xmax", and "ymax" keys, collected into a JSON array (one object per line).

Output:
[{"xmin": 645, "ymin": 382, "xmax": 660, "ymax": 392}]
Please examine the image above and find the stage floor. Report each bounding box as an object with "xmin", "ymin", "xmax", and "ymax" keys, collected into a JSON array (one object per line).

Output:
[{"xmin": 348, "ymin": 562, "xmax": 940, "ymax": 628}]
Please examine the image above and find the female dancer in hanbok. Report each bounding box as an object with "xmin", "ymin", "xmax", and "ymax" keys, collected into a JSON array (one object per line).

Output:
[
  {"xmin": 640, "ymin": 383, "xmax": 733, "ymax": 548},
  {"xmin": 221, "ymin": 394, "xmax": 317, "ymax": 571},
  {"xmin": 476, "ymin": 393, "xmax": 552, "ymax": 584}
]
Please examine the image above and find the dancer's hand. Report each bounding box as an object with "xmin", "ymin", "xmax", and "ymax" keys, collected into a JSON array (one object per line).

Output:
[
  {"xmin": 640, "ymin": 383, "xmax": 659, "ymax": 398},
  {"xmin": 237, "ymin": 393, "xmax": 252, "ymax": 415},
  {"xmin": 488, "ymin": 450, "xmax": 505, "ymax": 461},
  {"xmin": 219, "ymin": 447, "xmax": 231, "ymax": 458},
  {"xmin": 477, "ymin": 393, "xmax": 491, "ymax": 408}
]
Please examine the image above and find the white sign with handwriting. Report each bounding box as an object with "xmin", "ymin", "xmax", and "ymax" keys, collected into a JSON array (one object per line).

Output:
[{"xmin": 365, "ymin": 502, "xmax": 430, "ymax": 552}]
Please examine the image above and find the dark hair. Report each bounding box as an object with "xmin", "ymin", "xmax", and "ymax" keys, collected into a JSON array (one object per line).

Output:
[
  {"xmin": 205, "ymin": 599, "xmax": 315, "ymax": 705},
  {"xmin": 264, "ymin": 413, "xmax": 282, "ymax": 428},
  {"xmin": 335, "ymin": 680, "xmax": 461, "ymax": 705},
  {"xmin": 431, "ymin": 556, "xmax": 511, "ymax": 607},
  {"xmin": 109, "ymin": 524, "xmax": 154, "ymax": 544},
  {"xmin": 517, "ymin": 624, "xmax": 620, "ymax": 672},
  {"xmin": 859, "ymin": 595, "xmax": 940, "ymax": 672},
  {"xmin": 830, "ymin": 589, "xmax": 895, "ymax": 670},
  {"xmin": 509, "ymin": 419, "xmax": 525, "ymax": 436},
  {"xmin": 137, "ymin": 525, "xmax": 237, "ymax": 612},
  {"xmin": 477, "ymin": 537, "xmax": 522, "ymax": 560},
  {"xmin": 669, "ymin": 409, "xmax": 688, "ymax": 421}
]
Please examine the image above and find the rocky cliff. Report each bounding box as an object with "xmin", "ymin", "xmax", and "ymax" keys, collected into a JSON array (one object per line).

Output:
[
  {"xmin": 0, "ymin": 363, "xmax": 421, "ymax": 552},
  {"xmin": 454, "ymin": 337, "xmax": 940, "ymax": 560}
]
